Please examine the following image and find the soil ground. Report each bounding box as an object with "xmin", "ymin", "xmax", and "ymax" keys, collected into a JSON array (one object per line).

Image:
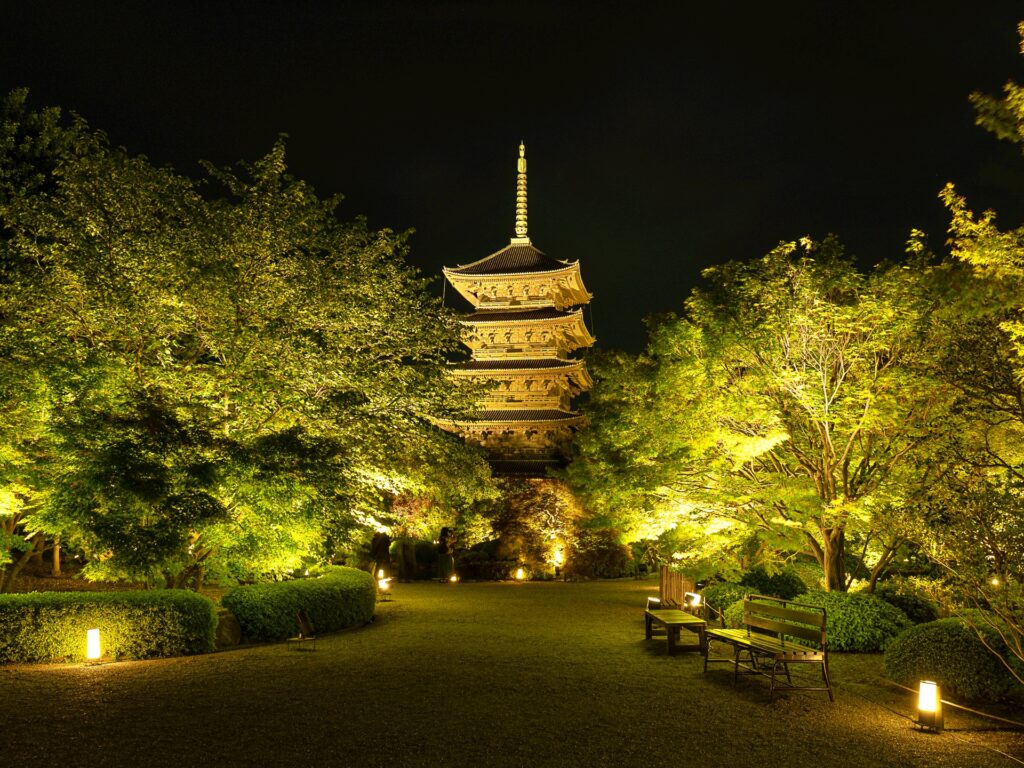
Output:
[{"xmin": 1, "ymin": 579, "xmax": 1022, "ymax": 767}]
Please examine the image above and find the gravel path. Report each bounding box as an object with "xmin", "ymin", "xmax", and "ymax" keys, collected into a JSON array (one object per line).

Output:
[{"xmin": 1, "ymin": 580, "xmax": 1020, "ymax": 767}]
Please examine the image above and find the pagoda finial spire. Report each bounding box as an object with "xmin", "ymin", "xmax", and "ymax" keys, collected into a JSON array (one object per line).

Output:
[{"xmin": 512, "ymin": 141, "xmax": 530, "ymax": 243}]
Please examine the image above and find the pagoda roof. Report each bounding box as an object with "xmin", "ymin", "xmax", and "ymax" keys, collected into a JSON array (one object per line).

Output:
[
  {"xmin": 446, "ymin": 242, "xmax": 571, "ymax": 276},
  {"xmin": 472, "ymin": 409, "xmax": 581, "ymax": 422},
  {"xmin": 465, "ymin": 307, "xmax": 573, "ymax": 323},
  {"xmin": 451, "ymin": 358, "xmax": 579, "ymax": 371}
]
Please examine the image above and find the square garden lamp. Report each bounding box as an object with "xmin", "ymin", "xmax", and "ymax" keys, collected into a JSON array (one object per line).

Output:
[{"xmin": 917, "ymin": 680, "xmax": 943, "ymax": 732}]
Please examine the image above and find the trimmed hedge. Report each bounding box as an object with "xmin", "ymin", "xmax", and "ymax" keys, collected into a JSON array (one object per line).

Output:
[
  {"xmin": 222, "ymin": 566, "xmax": 375, "ymax": 643},
  {"xmin": 0, "ymin": 590, "xmax": 218, "ymax": 663},
  {"xmin": 800, "ymin": 590, "xmax": 911, "ymax": 652},
  {"xmin": 884, "ymin": 617, "xmax": 1024, "ymax": 701}
]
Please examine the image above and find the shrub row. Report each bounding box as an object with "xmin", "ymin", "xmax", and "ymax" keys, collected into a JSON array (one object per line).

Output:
[
  {"xmin": 885, "ymin": 617, "xmax": 1024, "ymax": 702},
  {"xmin": 221, "ymin": 565, "xmax": 375, "ymax": 643},
  {"xmin": 0, "ymin": 590, "xmax": 218, "ymax": 663},
  {"xmin": 798, "ymin": 591, "xmax": 911, "ymax": 652},
  {"xmin": 716, "ymin": 590, "xmax": 912, "ymax": 652}
]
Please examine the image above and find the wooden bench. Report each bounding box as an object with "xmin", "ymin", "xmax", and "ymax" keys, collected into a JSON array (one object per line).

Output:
[
  {"xmin": 644, "ymin": 607, "xmax": 707, "ymax": 655},
  {"xmin": 704, "ymin": 595, "xmax": 832, "ymax": 701}
]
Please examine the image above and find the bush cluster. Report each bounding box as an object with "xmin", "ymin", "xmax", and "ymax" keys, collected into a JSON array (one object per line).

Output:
[
  {"xmin": 799, "ymin": 590, "xmax": 911, "ymax": 652},
  {"xmin": 221, "ymin": 566, "xmax": 375, "ymax": 643},
  {"xmin": 884, "ymin": 617, "xmax": 1024, "ymax": 701},
  {"xmin": 0, "ymin": 589, "xmax": 217, "ymax": 663},
  {"xmin": 702, "ymin": 582, "xmax": 747, "ymax": 618},
  {"xmin": 872, "ymin": 579, "xmax": 941, "ymax": 625},
  {"xmin": 565, "ymin": 528, "xmax": 631, "ymax": 579},
  {"xmin": 740, "ymin": 566, "xmax": 807, "ymax": 600}
]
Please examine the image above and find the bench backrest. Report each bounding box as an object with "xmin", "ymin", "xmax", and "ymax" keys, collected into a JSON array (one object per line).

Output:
[{"xmin": 742, "ymin": 595, "xmax": 826, "ymax": 649}]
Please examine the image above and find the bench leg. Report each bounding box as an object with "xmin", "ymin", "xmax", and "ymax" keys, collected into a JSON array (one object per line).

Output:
[
  {"xmin": 645, "ymin": 613, "xmax": 653, "ymax": 641},
  {"xmin": 667, "ymin": 626, "xmax": 680, "ymax": 655},
  {"xmin": 822, "ymin": 660, "xmax": 834, "ymax": 702}
]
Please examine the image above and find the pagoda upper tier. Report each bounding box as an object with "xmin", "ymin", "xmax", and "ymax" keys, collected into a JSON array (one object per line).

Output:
[
  {"xmin": 439, "ymin": 142, "xmax": 594, "ymax": 474},
  {"xmin": 462, "ymin": 307, "xmax": 595, "ymax": 359},
  {"xmin": 443, "ymin": 242, "xmax": 591, "ymax": 310}
]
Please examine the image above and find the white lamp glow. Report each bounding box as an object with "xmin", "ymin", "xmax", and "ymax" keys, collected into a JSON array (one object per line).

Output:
[
  {"xmin": 917, "ymin": 680, "xmax": 943, "ymax": 732},
  {"xmin": 515, "ymin": 567, "xmax": 525, "ymax": 581},
  {"xmin": 86, "ymin": 628, "xmax": 101, "ymax": 661}
]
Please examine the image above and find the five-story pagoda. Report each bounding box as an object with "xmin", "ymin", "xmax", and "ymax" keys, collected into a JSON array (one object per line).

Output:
[{"xmin": 441, "ymin": 144, "xmax": 594, "ymax": 475}]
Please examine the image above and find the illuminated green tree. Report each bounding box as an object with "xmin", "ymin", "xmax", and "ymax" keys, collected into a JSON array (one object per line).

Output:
[
  {"xmin": 569, "ymin": 239, "xmax": 945, "ymax": 590},
  {"xmin": 0, "ymin": 91, "xmax": 492, "ymax": 588}
]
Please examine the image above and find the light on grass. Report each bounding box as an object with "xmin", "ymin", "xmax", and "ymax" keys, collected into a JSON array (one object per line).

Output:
[
  {"xmin": 515, "ymin": 567, "xmax": 525, "ymax": 581},
  {"xmin": 377, "ymin": 577, "xmax": 392, "ymax": 602},
  {"xmin": 449, "ymin": 574, "xmax": 459, "ymax": 583},
  {"xmin": 377, "ymin": 569, "xmax": 385, "ymax": 579},
  {"xmin": 916, "ymin": 680, "xmax": 943, "ymax": 732},
  {"xmin": 86, "ymin": 628, "xmax": 101, "ymax": 661}
]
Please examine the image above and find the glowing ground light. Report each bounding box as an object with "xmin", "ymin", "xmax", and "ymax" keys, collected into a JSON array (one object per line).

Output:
[
  {"xmin": 917, "ymin": 680, "xmax": 943, "ymax": 732},
  {"xmin": 515, "ymin": 567, "xmax": 525, "ymax": 581},
  {"xmin": 378, "ymin": 578, "xmax": 390, "ymax": 590},
  {"xmin": 86, "ymin": 628, "xmax": 101, "ymax": 661},
  {"xmin": 449, "ymin": 574, "xmax": 459, "ymax": 583},
  {"xmin": 377, "ymin": 569, "xmax": 384, "ymax": 579}
]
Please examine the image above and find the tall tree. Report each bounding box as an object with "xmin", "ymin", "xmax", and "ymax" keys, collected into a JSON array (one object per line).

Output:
[{"xmin": 0, "ymin": 92, "xmax": 492, "ymax": 588}]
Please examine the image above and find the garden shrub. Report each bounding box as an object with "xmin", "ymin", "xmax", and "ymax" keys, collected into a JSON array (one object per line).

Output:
[
  {"xmin": 0, "ymin": 589, "xmax": 217, "ymax": 663},
  {"xmin": 872, "ymin": 579, "xmax": 941, "ymax": 625},
  {"xmin": 222, "ymin": 566, "xmax": 375, "ymax": 643},
  {"xmin": 740, "ymin": 566, "xmax": 807, "ymax": 600},
  {"xmin": 884, "ymin": 617, "xmax": 1024, "ymax": 701},
  {"xmin": 723, "ymin": 598, "xmax": 746, "ymax": 629},
  {"xmin": 565, "ymin": 528, "xmax": 631, "ymax": 579},
  {"xmin": 799, "ymin": 590, "xmax": 911, "ymax": 652},
  {"xmin": 702, "ymin": 582, "xmax": 747, "ymax": 617}
]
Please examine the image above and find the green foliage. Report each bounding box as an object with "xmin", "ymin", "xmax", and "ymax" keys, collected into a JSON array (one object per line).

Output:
[
  {"xmin": 0, "ymin": 589, "xmax": 217, "ymax": 662},
  {"xmin": 723, "ymin": 598, "xmax": 746, "ymax": 629},
  {"xmin": 872, "ymin": 579, "xmax": 941, "ymax": 625},
  {"xmin": 564, "ymin": 528, "xmax": 631, "ymax": 579},
  {"xmin": 221, "ymin": 566, "xmax": 375, "ymax": 643},
  {"xmin": 702, "ymin": 582, "xmax": 748, "ymax": 618},
  {"xmin": 0, "ymin": 91, "xmax": 494, "ymax": 587},
  {"xmin": 799, "ymin": 590, "xmax": 911, "ymax": 652},
  {"xmin": 884, "ymin": 618, "xmax": 1024, "ymax": 702},
  {"xmin": 739, "ymin": 566, "xmax": 807, "ymax": 600},
  {"xmin": 565, "ymin": 239, "xmax": 945, "ymax": 593}
]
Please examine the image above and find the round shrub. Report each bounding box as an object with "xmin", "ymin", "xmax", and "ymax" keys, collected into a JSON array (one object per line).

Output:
[
  {"xmin": 799, "ymin": 590, "xmax": 911, "ymax": 651},
  {"xmin": 740, "ymin": 566, "xmax": 807, "ymax": 600},
  {"xmin": 222, "ymin": 566, "xmax": 375, "ymax": 643},
  {"xmin": 0, "ymin": 589, "xmax": 218, "ymax": 663},
  {"xmin": 873, "ymin": 579, "xmax": 941, "ymax": 625},
  {"xmin": 884, "ymin": 618, "xmax": 1023, "ymax": 701},
  {"xmin": 723, "ymin": 598, "xmax": 746, "ymax": 629},
  {"xmin": 702, "ymin": 582, "xmax": 747, "ymax": 617}
]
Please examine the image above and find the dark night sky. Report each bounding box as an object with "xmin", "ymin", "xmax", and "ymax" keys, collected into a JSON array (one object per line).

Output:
[{"xmin": 3, "ymin": 1, "xmax": 1024, "ymax": 350}]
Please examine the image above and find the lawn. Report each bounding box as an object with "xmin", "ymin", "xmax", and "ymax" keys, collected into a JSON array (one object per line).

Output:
[{"xmin": 1, "ymin": 579, "xmax": 1020, "ymax": 767}]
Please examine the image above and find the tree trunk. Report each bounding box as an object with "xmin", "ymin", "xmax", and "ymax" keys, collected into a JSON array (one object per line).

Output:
[
  {"xmin": 821, "ymin": 527, "xmax": 847, "ymax": 592},
  {"xmin": 51, "ymin": 536, "xmax": 61, "ymax": 577},
  {"xmin": 0, "ymin": 539, "xmax": 38, "ymax": 593}
]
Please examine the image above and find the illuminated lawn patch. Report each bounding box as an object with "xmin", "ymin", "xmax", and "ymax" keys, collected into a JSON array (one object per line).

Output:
[{"xmin": 2, "ymin": 580, "xmax": 1019, "ymax": 767}]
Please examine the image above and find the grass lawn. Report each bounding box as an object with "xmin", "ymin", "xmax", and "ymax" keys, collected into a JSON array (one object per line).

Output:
[{"xmin": 1, "ymin": 579, "xmax": 1021, "ymax": 767}]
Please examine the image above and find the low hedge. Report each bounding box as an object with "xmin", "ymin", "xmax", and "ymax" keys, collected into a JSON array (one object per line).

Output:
[
  {"xmin": 799, "ymin": 590, "xmax": 911, "ymax": 652},
  {"xmin": 884, "ymin": 617, "xmax": 1024, "ymax": 701},
  {"xmin": 0, "ymin": 590, "xmax": 218, "ymax": 663},
  {"xmin": 221, "ymin": 566, "xmax": 375, "ymax": 643},
  {"xmin": 702, "ymin": 582, "xmax": 747, "ymax": 617}
]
